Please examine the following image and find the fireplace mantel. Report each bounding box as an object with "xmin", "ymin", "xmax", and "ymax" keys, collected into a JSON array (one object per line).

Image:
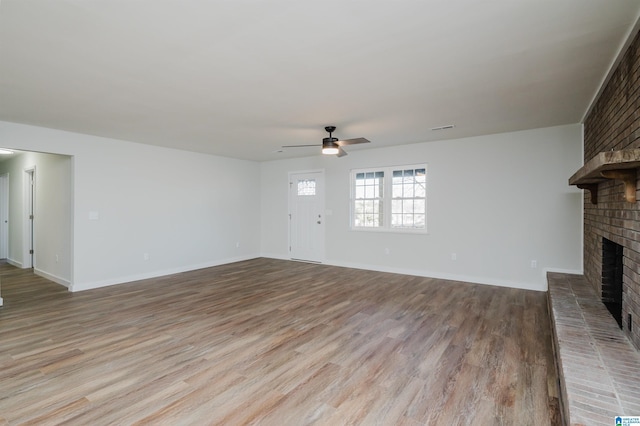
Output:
[{"xmin": 569, "ymin": 148, "xmax": 640, "ymax": 204}]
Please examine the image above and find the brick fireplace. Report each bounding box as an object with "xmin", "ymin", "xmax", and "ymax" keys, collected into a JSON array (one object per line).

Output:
[{"xmin": 582, "ymin": 29, "xmax": 640, "ymax": 350}]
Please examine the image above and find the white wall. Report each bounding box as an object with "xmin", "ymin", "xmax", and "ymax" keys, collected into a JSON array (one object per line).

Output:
[
  {"xmin": 0, "ymin": 120, "xmax": 582, "ymax": 293},
  {"xmin": 0, "ymin": 121, "xmax": 261, "ymax": 291},
  {"xmin": 261, "ymin": 124, "xmax": 584, "ymax": 291},
  {"xmin": 0, "ymin": 151, "xmax": 72, "ymax": 285},
  {"xmin": 35, "ymin": 152, "xmax": 72, "ymax": 284}
]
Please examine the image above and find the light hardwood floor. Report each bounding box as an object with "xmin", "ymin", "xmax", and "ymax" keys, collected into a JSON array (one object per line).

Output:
[{"xmin": 0, "ymin": 258, "xmax": 560, "ymax": 425}]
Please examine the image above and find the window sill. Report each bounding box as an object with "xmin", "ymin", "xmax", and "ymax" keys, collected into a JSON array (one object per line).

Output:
[{"xmin": 350, "ymin": 227, "xmax": 428, "ymax": 235}]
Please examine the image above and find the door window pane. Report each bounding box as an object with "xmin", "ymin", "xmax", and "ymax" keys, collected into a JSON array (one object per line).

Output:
[{"xmin": 297, "ymin": 179, "xmax": 316, "ymax": 196}]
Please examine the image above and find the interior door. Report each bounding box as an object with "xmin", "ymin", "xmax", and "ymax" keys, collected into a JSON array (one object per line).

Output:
[
  {"xmin": 289, "ymin": 171, "xmax": 325, "ymax": 263},
  {"xmin": 0, "ymin": 173, "xmax": 8, "ymax": 260},
  {"xmin": 25, "ymin": 168, "xmax": 34, "ymax": 268}
]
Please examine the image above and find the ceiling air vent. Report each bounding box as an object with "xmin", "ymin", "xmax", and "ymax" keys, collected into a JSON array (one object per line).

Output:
[{"xmin": 431, "ymin": 125, "xmax": 455, "ymax": 131}]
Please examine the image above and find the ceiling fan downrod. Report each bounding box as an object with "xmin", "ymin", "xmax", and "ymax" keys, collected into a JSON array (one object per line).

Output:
[{"xmin": 323, "ymin": 126, "xmax": 338, "ymax": 144}]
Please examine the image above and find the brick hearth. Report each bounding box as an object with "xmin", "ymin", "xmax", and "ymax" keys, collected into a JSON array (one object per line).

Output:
[{"xmin": 548, "ymin": 272, "xmax": 640, "ymax": 425}]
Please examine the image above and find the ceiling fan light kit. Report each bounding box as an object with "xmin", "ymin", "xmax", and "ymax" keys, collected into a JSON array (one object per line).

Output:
[
  {"xmin": 322, "ymin": 140, "xmax": 340, "ymax": 155},
  {"xmin": 282, "ymin": 125, "xmax": 371, "ymax": 157}
]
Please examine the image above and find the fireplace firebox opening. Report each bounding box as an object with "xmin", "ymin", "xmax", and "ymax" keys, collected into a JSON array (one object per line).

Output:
[{"xmin": 602, "ymin": 238, "xmax": 623, "ymax": 329}]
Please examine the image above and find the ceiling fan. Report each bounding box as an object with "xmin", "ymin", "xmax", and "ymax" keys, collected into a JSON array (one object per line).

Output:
[{"xmin": 282, "ymin": 126, "xmax": 371, "ymax": 157}]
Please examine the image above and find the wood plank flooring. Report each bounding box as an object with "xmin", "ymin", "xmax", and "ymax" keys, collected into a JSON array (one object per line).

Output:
[{"xmin": 0, "ymin": 258, "xmax": 560, "ymax": 425}]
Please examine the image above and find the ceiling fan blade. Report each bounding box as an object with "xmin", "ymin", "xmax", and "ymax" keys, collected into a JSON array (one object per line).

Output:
[
  {"xmin": 281, "ymin": 144, "xmax": 318, "ymax": 148},
  {"xmin": 336, "ymin": 147, "xmax": 348, "ymax": 157},
  {"xmin": 336, "ymin": 137, "xmax": 370, "ymax": 146}
]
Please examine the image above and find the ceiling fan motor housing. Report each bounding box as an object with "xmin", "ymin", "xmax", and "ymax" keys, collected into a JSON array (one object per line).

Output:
[{"xmin": 322, "ymin": 138, "xmax": 339, "ymax": 150}]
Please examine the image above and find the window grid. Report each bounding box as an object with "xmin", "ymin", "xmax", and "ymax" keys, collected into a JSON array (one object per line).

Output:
[
  {"xmin": 351, "ymin": 165, "xmax": 427, "ymax": 232},
  {"xmin": 353, "ymin": 171, "xmax": 383, "ymax": 227},
  {"xmin": 297, "ymin": 179, "xmax": 316, "ymax": 196},
  {"xmin": 391, "ymin": 168, "xmax": 426, "ymax": 229}
]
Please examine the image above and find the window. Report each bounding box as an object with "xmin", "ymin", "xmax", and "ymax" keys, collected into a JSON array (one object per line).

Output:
[
  {"xmin": 351, "ymin": 164, "xmax": 427, "ymax": 232},
  {"xmin": 297, "ymin": 179, "xmax": 316, "ymax": 196},
  {"xmin": 353, "ymin": 171, "xmax": 384, "ymax": 227},
  {"xmin": 391, "ymin": 168, "xmax": 426, "ymax": 229}
]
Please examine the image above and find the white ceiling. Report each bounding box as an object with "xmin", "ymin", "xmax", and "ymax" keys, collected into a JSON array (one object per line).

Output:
[{"xmin": 1, "ymin": 1, "xmax": 639, "ymax": 161}]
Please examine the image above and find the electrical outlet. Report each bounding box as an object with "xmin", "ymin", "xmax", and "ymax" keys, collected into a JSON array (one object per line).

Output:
[
  {"xmin": 143, "ymin": 253, "xmax": 149, "ymax": 261},
  {"xmin": 384, "ymin": 248, "xmax": 390, "ymax": 255},
  {"xmin": 530, "ymin": 260, "xmax": 537, "ymax": 269},
  {"xmin": 236, "ymin": 241, "xmax": 240, "ymax": 248},
  {"xmin": 451, "ymin": 253, "xmax": 457, "ymax": 261}
]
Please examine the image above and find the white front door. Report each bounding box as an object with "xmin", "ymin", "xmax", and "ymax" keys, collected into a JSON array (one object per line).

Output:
[{"xmin": 289, "ymin": 171, "xmax": 325, "ymax": 263}]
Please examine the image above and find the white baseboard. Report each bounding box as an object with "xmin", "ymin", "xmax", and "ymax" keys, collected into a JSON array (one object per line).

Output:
[
  {"xmin": 70, "ymin": 254, "xmax": 260, "ymax": 292},
  {"xmin": 68, "ymin": 253, "xmax": 579, "ymax": 294},
  {"xmin": 6, "ymin": 258, "xmax": 22, "ymax": 268},
  {"xmin": 544, "ymin": 267, "xmax": 583, "ymax": 275},
  {"xmin": 259, "ymin": 252, "xmax": 290, "ymax": 261},
  {"xmin": 34, "ymin": 268, "xmax": 71, "ymax": 288},
  {"xmin": 260, "ymin": 253, "xmax": 550, "ymax": 292},
  {"xmin": 324, "ymin": 259, "xmax": 546, "ymax": 291}
]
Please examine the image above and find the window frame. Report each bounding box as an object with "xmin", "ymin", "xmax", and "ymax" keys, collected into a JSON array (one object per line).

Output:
[{"xmin": 350, "ymin": 164, "xmax": 428, "ymax": 234}]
